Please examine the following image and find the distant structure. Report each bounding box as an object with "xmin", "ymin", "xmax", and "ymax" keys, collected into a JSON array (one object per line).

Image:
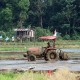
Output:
[
  {"xmin": 5, "ymin": 37, "xmax": 9, "ymax": 42},
  {"xmin": 14, "ymin": 28, "xmax": 35, "ymax": 42},
  {"xmin": 12, "ymin": 36, "xmax": 15, "ymax": 42},
  {"xmin": 0, "ymin": 36, "xmax": 2, "ymax": 42}
]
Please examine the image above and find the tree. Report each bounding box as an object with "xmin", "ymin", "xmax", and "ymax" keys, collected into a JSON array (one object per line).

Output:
[
  {"xmin": 17, "ymin": 0, "xmax": 30, "ymax": 28},
  {"xmin": 44, "ymin": 0, "xmax": 66, "ymax": 29},
  {"xmin": 0, "ymin": 7, "xmax": 12, "ymax": 31},
  {"xmin": 28, "ymin": 0, "xmax": 47, "ymax": 27},
  {"xmin": 62, "ymin": 0, "xmax": 76, "ymax": 35}
]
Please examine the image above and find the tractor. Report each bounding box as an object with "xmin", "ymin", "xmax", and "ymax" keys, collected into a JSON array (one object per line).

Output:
[{"xmin": 23, "ymin": 35, "xmax": 69, "ymax": 61}]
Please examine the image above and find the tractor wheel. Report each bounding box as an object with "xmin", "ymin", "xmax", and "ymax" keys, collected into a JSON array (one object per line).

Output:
[
  {"xmin": 46, "ymin": 50, "xmax": 58, "ymax": 61},
  {"xmin": 28, "ymin": 54, "xmax": 36, "ymax": 61},
  {"xmin": 23, "ymin": 53, "xmax": 27, "ymax": 57},
  {"xmin": 59, "ymin": 51, "xmax": 68, "ymax": 60},
  {"xmin": 44, "ymin": 55, "xmax": 48, "ymax": 61}
]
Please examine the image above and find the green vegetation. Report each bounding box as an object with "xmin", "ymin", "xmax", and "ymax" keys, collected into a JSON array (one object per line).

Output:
[
  {"xmin": 35, "ymin": 27, "xmax": 52, "ymax": 38},
  {"xmin": 0, "ymin": 0, "xmax": 80, "ymax": 40},
  {"xmin": 0, "ymin": 40, "xmax": 80, "ymax": 59},
  {"xmin": 0, "ymin": 69, "xmax": 79, "ymax": 80},
  {"xmin": 0, "ymin": 40, "xmax": 80, "ymax": 51},
  {"xmin": 0, "ymin": 72, "xmax": 17, "ymax": 80}
]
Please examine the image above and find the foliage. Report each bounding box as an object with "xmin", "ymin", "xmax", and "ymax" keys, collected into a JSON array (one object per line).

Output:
[
  {"xmin": 63, "ymin": 34, "xmax": 70, "ymax": 40},
  {"xmin": 0, "ymin": 31, "xmax": 6, "ymax": 39},
  {"xmin": 0, "ymin": 69, "xmax": 79, "ymax": 80},
  {"xmin": 0, "ymin": 0, "xmax": 80, "ymax": 39},
  {"xmin": 0, "ymin": 7, "xmax": 12, "ymax": 31},
  {"xmin": 71, "ymin": 32, "xmax": 80, "ymax": 40},
  {"xmin": 0, "ymin": 72, "xmax": 17, "ymax": 80},
  {"xmin": 17, "ymin": 0, "xmax": 30, "ymax": 28},
  {"xmin": 35, "ymin": 27, "xmax": 52, "ymax": 38},
  {"xmin": 13, "ymin": 69, "xmax": 79, "ymax": 80},
  {"xmin": 0, "ymin": 30, "xmax": 15, "ymax": 41}
]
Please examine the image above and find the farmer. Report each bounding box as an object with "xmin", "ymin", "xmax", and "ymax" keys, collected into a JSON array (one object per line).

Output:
[{"xmin": 47, "ymin": 42, "xmax": 51, "ymax": 48}]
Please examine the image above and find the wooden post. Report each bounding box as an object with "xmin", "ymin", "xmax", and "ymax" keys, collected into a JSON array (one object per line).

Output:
[{"xmin": 53, "ymin": 39, "xmax": 56, "ymax": 48}]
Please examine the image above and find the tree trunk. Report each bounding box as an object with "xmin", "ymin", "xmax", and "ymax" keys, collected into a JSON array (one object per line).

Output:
[{"xmin": 39, "ymin": 16, "xmax": 43, "ymax": 28}]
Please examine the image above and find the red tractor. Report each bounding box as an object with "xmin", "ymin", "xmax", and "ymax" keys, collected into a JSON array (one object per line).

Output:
[{"xmin": 23, "ymin": 35, "xmax": 68, "ymax": 61}]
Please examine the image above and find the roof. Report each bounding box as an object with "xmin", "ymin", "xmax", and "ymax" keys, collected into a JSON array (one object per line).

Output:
[
  {"xmin": 14, "ymin": 28, "xmax": 33, "ymax": 31},
  {"xmin": 39, "ymin": 36, "xmax": 56, "ymax": 40}
]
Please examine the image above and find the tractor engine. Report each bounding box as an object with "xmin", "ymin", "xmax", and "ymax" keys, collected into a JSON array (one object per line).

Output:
[{"xmin": 23, "ymin": 47, "xmax": 44, "ymax": 61}]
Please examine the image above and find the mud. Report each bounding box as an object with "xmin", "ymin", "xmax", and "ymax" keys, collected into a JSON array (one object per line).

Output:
[
  {"xmin": 0, "ymin": 60, "xmax": 80, "ymax": 72},
  {"xmin": 61, "ymin": 49, "xmax": 80, "ymax": 53},
  {"xmin": 0, "ymin": 49, "xmax": 80, "ymax": 72}
]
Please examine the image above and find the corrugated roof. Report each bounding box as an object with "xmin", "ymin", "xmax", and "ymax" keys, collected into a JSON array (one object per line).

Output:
[{"xmin": 14, "ymin": 28, "xmax": 32, "ymax": 31}]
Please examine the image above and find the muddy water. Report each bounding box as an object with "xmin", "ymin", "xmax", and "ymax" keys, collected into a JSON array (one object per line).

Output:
[
  {"xmin": 0, "ymin": 48, "xmax": 80, "ymax": 59},
  {"xmin": 62, "ymin": 49, "xmax": 80, "ymax": 59},
  {"xmin": 0, "ymin": 60, "xmax": 80, "ymax": 71},
  {"xmin": 62, "ymin": 49, "xmax": 80, "ymax": 53},
  {"xmin": 0, "ymin": 49, "xmax": 80, "ymax": 72}
]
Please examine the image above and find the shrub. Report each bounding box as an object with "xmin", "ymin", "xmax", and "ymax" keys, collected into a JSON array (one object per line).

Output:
[
  {"xmin": 71, "ymin": 32, "xmax": 80, "ymax": 40},
  {"xmin": 63, "ymin": 34, "xmax": 70, "ymax": 40},
  {"xmin": 0, "ymin": 30, "xmax": 15, "ymax": 42},
  {"xmin": 0, "ymin": 31, "xmax": 6, "ymax": 39},
  {"xmin": 35, "ymin": 27, "xmax": 52, "ymax": 39}
]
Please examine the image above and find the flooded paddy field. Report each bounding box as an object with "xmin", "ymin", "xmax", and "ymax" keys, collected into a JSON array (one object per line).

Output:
[
  {"xmin": 0, "ymin": 48, "xmax": 80, "ymax": 59},
  {"xmin": 61, "ymin": 49, "xmax": 80, "ymax": 59},
  {"xmin": 0, "ymin": 48, "xmax": 79, "ymax": 72},
  {"xmin": 0, "ymin": 60, "xmax": 80, "ymax": 72}
]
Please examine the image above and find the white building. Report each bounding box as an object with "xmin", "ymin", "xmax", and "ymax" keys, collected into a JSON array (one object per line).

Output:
[{"xmin": 14, "ymin": 28, "xmax": 35, "ymax": 41}]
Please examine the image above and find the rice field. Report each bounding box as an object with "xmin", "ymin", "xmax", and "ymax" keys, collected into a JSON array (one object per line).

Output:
[
  {"xmin": 0, "ymin": 40, "xmax": 80, "ymax": 51},
  {"xmin": 0, "ymin": 40, "xmax": 80, "ymax": 59}
]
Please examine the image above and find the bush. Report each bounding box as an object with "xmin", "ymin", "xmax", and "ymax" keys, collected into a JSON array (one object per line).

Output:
[
  {"xmin": 0, "ymin": 31, "xmax": 6, "ymax": 41},
  {"xmin": 6, "ymin": 30, "xmax": 15, "ymax": 38},
  {"xmin": 63, "ymin": 34, "xmax": 70, "ymax": 40},
  {"xmin": 56, "ymin": 32, "xmax": 63, "ymax": 40},
  {"xmin": 0, "ymin": 31, "xmax": 6, "ymax": 38},
  {"xmin": 0, "ymin": 30, "xmax": 15, "ymax": 42},
  {"xmin": 71, "ymin": 32, "xmax": 80, "ymax": 40},
  {"xmin": 35, "ymin": 27, "xmax": 52, "ymax": 39}
]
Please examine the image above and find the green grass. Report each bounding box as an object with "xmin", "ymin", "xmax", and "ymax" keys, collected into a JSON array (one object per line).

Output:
[
  {"xmin": 16, "ymin": 71, "xmax": 47, "ymax": 80},
  {"xmin": 0, "ymin": 40, "xmax": 80, "ymax": 59},
  {"xmin": 0, "ymin": 72, "xmax": 17, "ymax": 80},
  {"xmin": 0, "ymin": 40, "xmax": 80, "ymax": 51},
  {"xmin": 0, "ymin": 69, "xmax": 80, "ymax": 80}
]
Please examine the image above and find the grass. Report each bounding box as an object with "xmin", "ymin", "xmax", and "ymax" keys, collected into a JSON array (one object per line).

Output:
[
  {"xmin": 0, "ymin": 40, "xmax": 80, "ymax": 51},
  {"xmin": 15, "ymin": 69, "xmax": 80, "ymax": 80},
  {"xmin": 0, "ymin": 72, "xmax": 17, "ymax": 80},
  {"xmin": 0, "ymin": 40, "xmax": 80, "ymax": 59},
  {"xmin": 0, "ymin": 69, "xmax": 79, "ymax": 80}
]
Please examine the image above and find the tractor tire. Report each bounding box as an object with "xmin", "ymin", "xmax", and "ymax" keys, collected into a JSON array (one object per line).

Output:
[
  {"xmin": 28, "ymin": 54, "xmax": 36, "ymax": 61},
  {"xmin": 23, "ymin": 53, "xmax": 27, "ymax": 57},
  {"xmin": 46, "ymin": 50, "xmax": 58, "ymax": 61},
  {"xmin": 59, "ymin": 51, "xmax": 68, "ymax": 60},
  {"xmin": 44, "ymin": 55, "xmax": 48, "ymax": 61}
]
